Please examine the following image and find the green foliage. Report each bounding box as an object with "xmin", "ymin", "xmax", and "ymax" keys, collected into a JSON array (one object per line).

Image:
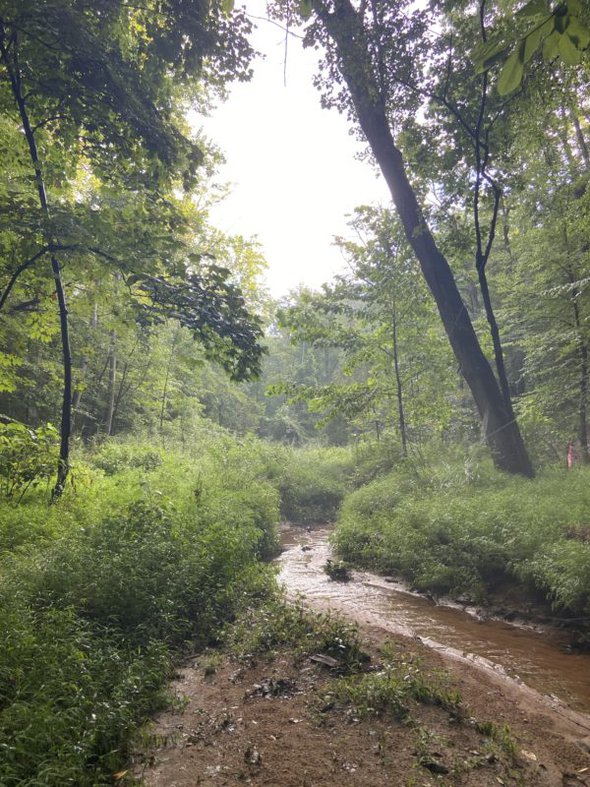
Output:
[
  {"xmin": 90, "ymin": 441, "xmax": 164, "ymax": 475},
  {"xmin": 277, "ymin": 445, "xmax": 355, "ymax": 524},
  {"xmin": 0, "ymin": 421, "xmax": 58, "ymax": 501},
  {"xmin": 334, "ymin": 453, "xmax": 590, "ymax": 609},
  {"xmin": 0, "ymin": 0, "xmax": 264, "ymax": 492},
  {"xmin": 0, "ymin": 601, "xmax": 170, "ymax": 786},
  {"xmin": 519, "ymin": 539, "xmax": 590, "ymax": 613},
  {"xmin": 277, "ymin": 213, "xmax": 458, "ymax": 449},
  {"xmin": 0, "ymin": 433, "xmax": 280, "ymax": 784},
  {"xmin": 226, "ymin": 598, "xmax": 367, "ymax": 673},
  {"xmin": 473, "ymin": 0, "xmax": 590, "ymax": 94}
]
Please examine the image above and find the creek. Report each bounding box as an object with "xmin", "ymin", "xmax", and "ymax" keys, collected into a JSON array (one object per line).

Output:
[{"xmin": 277, "ymin": 524, "xmax": 590, "ymax": 722}]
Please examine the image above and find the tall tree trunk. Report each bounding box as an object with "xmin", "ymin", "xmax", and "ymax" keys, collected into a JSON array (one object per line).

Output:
[
  {"xmin": 0, "ymin": 28, "xmax": 73, "ymax": 497},
  {"xmin": 571, "ymin": 110, "xmax": 590, "ymax": 170},
  {"xmin": 391, "ymin": 303, "xmax": 407, "ymax": 457},
  {"xmin": 568, "ymin": 270, "xmax": 590, "ymax": 463},
  {"xmin": 470, "ymin": 29, "xmax": 514, "ymax": 419},
  {"xmin": 476, "ymin": 256, "xmax": 515, "ymax": 419},
  {"xmin": 315, "ymin": 0, "xmax": 533, "ymax": 476},
  {"xmin": 159, "ymin": 328, "xmax": 180, "ymax": 437},
  {"xmin": 105, "ymin": 330, "xmax": 117, "ymax": 436}
]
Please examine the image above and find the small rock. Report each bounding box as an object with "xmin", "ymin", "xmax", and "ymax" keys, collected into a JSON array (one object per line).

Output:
[
  {"xmin": 576, "ymin": 736, "xmax": 590, "ymax": 753},
  {"xmin": 420, "ymin": 758, "xmax": 450, "ymax": 775},
  {"xmin": 310, "ymin": 653, "xmax": 340, "ymax": 668},
  {"xmin": 245, "ymin": 746, "xmax": 261, "ymax": 766}
]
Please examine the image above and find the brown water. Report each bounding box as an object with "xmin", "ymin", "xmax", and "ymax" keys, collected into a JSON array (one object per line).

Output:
[{"xmin": 277, "ymin": 524, "xmax": 590, "ymax": 722}]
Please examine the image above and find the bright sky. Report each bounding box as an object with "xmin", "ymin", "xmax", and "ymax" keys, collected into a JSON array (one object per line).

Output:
[{"xmin": 196, "ymin": 2, "xmax": 389, "ymax": 298}]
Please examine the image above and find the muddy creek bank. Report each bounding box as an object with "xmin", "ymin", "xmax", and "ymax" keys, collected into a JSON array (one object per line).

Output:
[{"xmin": 277, "ymin": 524, "xmax": 590, "ymax": 719}]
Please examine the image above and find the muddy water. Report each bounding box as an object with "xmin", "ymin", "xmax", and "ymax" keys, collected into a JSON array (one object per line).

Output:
[{"xmin": 277, "ymin": 524, "xmax": 590, "ymax": 719}]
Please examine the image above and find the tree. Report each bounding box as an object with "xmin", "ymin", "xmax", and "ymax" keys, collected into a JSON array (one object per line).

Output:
[
  {"xmin": 494, "ymin": 77, "xmax": 590, "ymax": 461},
  {"xmin": 278, "ymin": 208, "xmax": 459, "ymax": 451},
  {"xmin": 0, "ymin": 0, "xmax": 261, "ymax": 495},
  {"xmin": 278, "ymin": 0, "xmax": 534, "ymax": 475}
]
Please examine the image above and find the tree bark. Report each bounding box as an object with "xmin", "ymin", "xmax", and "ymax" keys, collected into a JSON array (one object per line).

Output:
[
  {"xmin": 0, "ymin": 26, "xmax": 73, "ymax": 497},
  {"xmin": 105, "ymin": 330, "xmax": 117, "ymax": 436},
  {"xmin": 315, "ymin": 0, "xmax": 533, "ymax": 476},
  {"xmin": 568, "ymin": 270, "xmax": 590, "ymax": 463},
  {"xmin": 391, "ymin": 303, "xmax": 407, "ymax": 456}
]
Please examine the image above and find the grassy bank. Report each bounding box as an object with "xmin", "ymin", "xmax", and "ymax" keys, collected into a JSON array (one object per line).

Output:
[
  {"xmin": 0, "ymin": 433, "xmax": 281, "ymax": 786},
  {"xmin": 333, "ymin": 453, "xmax": 590, "ymax": 621}
]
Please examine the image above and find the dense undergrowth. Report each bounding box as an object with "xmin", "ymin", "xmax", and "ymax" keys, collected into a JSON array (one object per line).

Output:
[
  {"xmin": 276, "ymin": 444, "xmax": 357, "ymax": 524},
  {"xmin": 275, "ymin": 436, "xmax": 403, "ymax": 525},
  {"xmin": 2, "ymin": 429, "xmax": 589, "ymax": 784},
  {"xmin": 333, "ymin": 449, "xmax": 590, "ymax": 619},
  {"xmin": 0, "ymin": 433, "xmax": 283, "ymax": 786}
]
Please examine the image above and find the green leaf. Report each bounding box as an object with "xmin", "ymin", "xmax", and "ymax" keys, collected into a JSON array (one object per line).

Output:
[
  {"xmin": 542, "ymin": 29, "xmax": 561, "ymax": 59},
  {"xmin": 221, "ymin": 0, "xmax": 234, "ymax": 12},
  {"xmin": 472, "ymin": 37, "xmax": 507, "ymax": 73},
  {"xmin": 565, "ymin": 16, "xmax": 590, "ymax": 49},
  {"xmin": 523, "ymin": 18, "xmax": 551, "ymax": 62},
  {"xmin": 299, "ymin": 0, "xmax": 312, "ymax": 19},
  {"xmin": 554, "ymin": 8, "xmax": 568, "ymax": 34},
  {"xmin": 559, "ymin": 31, "xmax": 582, "ymax": 63},
  {"xmin": 497, "ymin": 43, "xmax": 525, "ymax": 94},
  {"xmin": 516, "ymin": 0, "xmax": 549, "ymax": 19}
]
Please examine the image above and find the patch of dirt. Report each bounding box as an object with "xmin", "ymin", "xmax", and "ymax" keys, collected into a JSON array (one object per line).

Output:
[{"xmin": 134, "ymin": 631, "xmax": 590, "ymax": 786}]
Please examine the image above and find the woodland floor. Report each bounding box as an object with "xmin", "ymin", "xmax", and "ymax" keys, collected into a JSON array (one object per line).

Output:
[{"xmin": 134, "ymin": 622, "xmax": 590, "ymax": 787}]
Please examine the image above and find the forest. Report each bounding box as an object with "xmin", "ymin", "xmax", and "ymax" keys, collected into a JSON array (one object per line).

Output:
[{"xmin": 1, "ymin": 0, "xmax": 590, "ymax": 784}]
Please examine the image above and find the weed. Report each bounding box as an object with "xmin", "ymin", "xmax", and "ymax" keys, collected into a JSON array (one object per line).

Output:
[
  {"xmin": 333, "ymin": 455, "xmax": 590, "ymax": 615},
  {"xmin": 473, "ymin": 720, "xmax": 517, "ymax": 757},
  {"xmin": 324, "ymin": 655, "xmax": 462, "ymax": 723},
  {"xmin": 0, "ymin": 434, "xmax": 283, "ymax": 785},
  {"xmin": 226, "ymin": 598, "xmax": 368, "ymax": 673}
]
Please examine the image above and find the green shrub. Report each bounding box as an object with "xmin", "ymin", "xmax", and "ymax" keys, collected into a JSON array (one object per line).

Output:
[
  {"xmin": 0, "ymin": 599, "xmax": 170, "ymax": 786},
  {"xmin": 0, "ymin": 421, "xmax": 58, "ymax": 502},
  {"xmin": 278, "ymin": 446, "xmax": 355, "ymax": 524},
  {"xmin": 90, "ymin": 440, "xmax": 164, "ymax": 475},
  {"xmin": 518, "ymin": 540, "xmax": 590, "ymax": 614},
  {"xmin": 0, "ymin": 433, "xmax": 282, "ymax": 784},
  {"xmin": 334, "ymin": 457, "xmax": 590, "ymax": 609}
]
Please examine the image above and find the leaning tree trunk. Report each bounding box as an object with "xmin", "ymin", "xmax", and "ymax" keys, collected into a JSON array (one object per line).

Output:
[{"xmin": 315, "ymin": 0, "xmax": 533, "ymax": 477}]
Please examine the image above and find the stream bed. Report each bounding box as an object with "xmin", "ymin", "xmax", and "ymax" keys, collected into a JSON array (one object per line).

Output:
[{"xmin": 277, "ymin": 524, "xmax": 590, "ymax": 719}]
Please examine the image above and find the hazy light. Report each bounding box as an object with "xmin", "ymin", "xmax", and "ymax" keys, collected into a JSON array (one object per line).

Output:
[{"xmin": 195, "ymin": 2, "xmax": 389, "ymax": 297}]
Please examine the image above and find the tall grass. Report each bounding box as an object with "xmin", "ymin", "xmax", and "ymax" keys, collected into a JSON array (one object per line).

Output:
[
  {"xmin": 0, "ymin": 434, "xmax": 281, "ymax": 785},
  {"xmin": 276, "ymin": 445, "xmax": 356, "ymax": 524},
  {"xmin": 334, "ymin": 450, "xmax": 590, "ymax": 614}
]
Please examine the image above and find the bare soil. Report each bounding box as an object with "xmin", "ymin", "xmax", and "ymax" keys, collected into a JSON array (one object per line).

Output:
[{"xmin": 135, "ymin": 625, "xmax": 590, "ymax": 787}]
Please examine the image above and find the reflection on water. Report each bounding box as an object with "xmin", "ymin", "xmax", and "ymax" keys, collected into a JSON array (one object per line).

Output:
[{"xmin": 277, "ymin": 525, "xmax": 590, "ymax": 717}]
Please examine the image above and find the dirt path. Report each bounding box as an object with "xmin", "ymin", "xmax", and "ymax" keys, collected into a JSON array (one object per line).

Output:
[
  {"xmin": 135, "ymin": 633, "xmax": 590, "ymax": 786},
  {"xmin": 135, "ymin": 528, "xmax": 590, "ymax": 786}
]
